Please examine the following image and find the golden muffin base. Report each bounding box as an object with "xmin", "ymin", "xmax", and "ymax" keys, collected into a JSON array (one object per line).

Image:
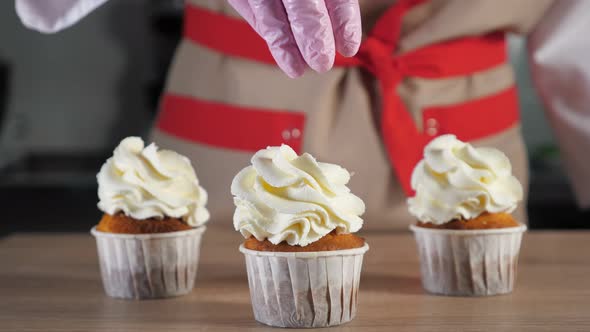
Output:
[
  {"xmin": 416, "ymin": 212, "xmax": 519, "ymax": 230},
  {"xmin": 244, "ymin": 231, "xmax": 365, "ymax": 252},
  {"xmin": 96, "ymin": 213, "xmax": 192, "ymax": 234}
]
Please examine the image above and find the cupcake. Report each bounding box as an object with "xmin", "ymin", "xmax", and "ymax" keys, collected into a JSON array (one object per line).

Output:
[
  {"xmin": 232, "ymin": 145, "xmax": 369, "ymax": 328},
  {"xmin": 91, "ymin": 137, "xmax": 209, "ymax": 299},
  {"xmin": 408, "ymin": 135, "xmax": 526, "ymax": 296}
]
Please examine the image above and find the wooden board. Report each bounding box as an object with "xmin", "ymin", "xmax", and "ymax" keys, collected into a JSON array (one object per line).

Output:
[{"xmin": 1, "ymin": 225, "xmax": 589, "ymax": 331}]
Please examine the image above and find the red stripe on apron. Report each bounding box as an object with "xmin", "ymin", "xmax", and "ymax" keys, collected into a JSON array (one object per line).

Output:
[
  {"xmin": 158, "ymin": 95, "xmax": 305, "ymax": 153},
  {"xmin": 423, "ymin": 87, "xmax": 520, "ymax": 141}
]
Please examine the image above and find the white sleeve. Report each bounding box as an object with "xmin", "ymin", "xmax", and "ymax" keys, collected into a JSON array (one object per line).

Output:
[
  {"xmin": 528, "ymin": 0, "xmax": 590, "ymax": 208},
  {"xmin": 15, "ymin": 0, "xmax": 109, "ymax": 33}
]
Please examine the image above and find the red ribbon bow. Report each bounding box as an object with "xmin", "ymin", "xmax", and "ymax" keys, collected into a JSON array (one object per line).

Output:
[{"xmin": 336, "ymin": 0, "xmax": 507, "ymax": 195}]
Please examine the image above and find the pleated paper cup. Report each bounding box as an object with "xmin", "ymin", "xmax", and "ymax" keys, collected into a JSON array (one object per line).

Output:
[
  {"xmin": 240, "ymin": 243, "xmax": 369, "ymax": 328},
  {"xmin": 91, "ymin": 226, "xmax": 206, "ymax": 300},
  {"xmin": 410, "ymin": 224, "xmax": 526, "ymax": 296}
]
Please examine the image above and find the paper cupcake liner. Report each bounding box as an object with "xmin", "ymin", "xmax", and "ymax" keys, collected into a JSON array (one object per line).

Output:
[
  {"xmin": 410, "ymin": 224, "xmax": 526, "ymax": 296},
  {"xmin": 91, "ymin": 226, "xmax": 206, "ymax": 300},
  {"xmin": 239, "ymin": 243, "xmax": 369, "ymax": 328}
]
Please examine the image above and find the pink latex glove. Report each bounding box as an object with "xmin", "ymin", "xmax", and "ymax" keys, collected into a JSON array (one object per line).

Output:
[{"xmin": 228, "ymin": 0, "xmax": 362, "ymax": 78}]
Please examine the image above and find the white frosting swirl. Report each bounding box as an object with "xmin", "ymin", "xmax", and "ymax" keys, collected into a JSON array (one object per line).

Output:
[
  {"xmin": 407, "ymin": 135, "xmax": 523, "ymax": 224},
  {"xmin": 231, "ymin": 145, "xmax": 365, "ymax": 247},
  {"xmin": 97, "ymin": 137, "xmax": 209, "ymax": 227}
]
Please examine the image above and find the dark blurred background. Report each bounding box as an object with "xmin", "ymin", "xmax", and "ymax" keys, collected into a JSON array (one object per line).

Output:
[{"xmin": 0, "ymin": 1, "xmax": 587, "ymax": 237}]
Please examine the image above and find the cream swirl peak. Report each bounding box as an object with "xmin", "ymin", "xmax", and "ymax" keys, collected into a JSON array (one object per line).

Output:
[
  {"xmin": 408, "ymin": 135, "xmax": 523, "ymax": 225},
  {"xmin": 231, "ymin": 145, "xmax": 365, "ymax": 247},
  {"xmin": 97, "ymin": 137, "xmax": 209, "ymax": 227}
]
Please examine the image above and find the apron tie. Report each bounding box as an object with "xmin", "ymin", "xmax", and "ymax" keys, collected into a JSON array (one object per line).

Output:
[{"xmin": 346, "ymin": 0, "xmax": 430, "ymax": 195}]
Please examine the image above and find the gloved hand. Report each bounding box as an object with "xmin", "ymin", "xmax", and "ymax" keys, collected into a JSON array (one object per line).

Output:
[{"xmin": 228, "ymin": 0, "xmax": 362, "ymax": 78}]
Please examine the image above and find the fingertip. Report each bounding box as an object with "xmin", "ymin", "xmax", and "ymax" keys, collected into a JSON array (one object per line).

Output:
[
  {"xmin": 270, "ymin": 47, "xmax": 307, "ymax": 78},
  {"xmin": 326, "ymin": 0, "xmax": 362, "ymax": 57},
  {"xmin": 308, "ymin": 52, "xmax": 335, "ymax": 73},
  {"xmin": 247, "ymin": 0, "xmax": 307, "ymax": 78},
  {"xmin": 336, "ymin": 23, "xmax": 362, "ymax": 56},
  {"xmin": 281, "ymin": 61, "xmax": 306, "ymax": 78},
  {"xmin": 282, "ymin": 0, "xmax": 336, "ymax": 73},
  {"xmin": 338, "ymin": 39, "xmax": 361, "ymax": 57},
  {"xmin": 285, "ymin": 69, "xmax": 305, "ymax": 79}
]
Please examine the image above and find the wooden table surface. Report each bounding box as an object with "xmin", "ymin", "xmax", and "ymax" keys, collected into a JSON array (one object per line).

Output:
[{"xmin": 1, "ymin": 225, "xmax": 590, "ymax": 332}]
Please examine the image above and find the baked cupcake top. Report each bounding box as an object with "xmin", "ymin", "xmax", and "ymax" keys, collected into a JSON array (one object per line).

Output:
[
  {"xmin": 407, "ymin": 135, "xmax": 522, "ymax": 225},
  {"xmin": 231, "ymin": 145, "xmax": 365, "ymax": 247},
  {"xmin": 97, "ymin": 137, "xmax": 209, "ymax": 227}
]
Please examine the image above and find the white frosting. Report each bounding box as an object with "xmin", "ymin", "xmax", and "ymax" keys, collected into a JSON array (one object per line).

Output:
[
  {"xmin": 231, "ymin": 145, "xmax": 365, "ymax": 247},
  {"xmin": 97, "ymin": 137, "xmax": 209, "ymax": 227},
  {"xmin": 407, "ymin": 135, "xmax": 523, "ymax": 224}
]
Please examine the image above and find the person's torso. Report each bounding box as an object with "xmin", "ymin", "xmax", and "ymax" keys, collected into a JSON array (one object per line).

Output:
[{"xmin": 151, "ymin": 0, "xmax": 553, "ymax": 229}]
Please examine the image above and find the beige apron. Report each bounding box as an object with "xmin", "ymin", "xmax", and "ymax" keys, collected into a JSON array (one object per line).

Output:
[{"xmin": 151, "ymin": 0, "xmax": 554, "ymax": 230}]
